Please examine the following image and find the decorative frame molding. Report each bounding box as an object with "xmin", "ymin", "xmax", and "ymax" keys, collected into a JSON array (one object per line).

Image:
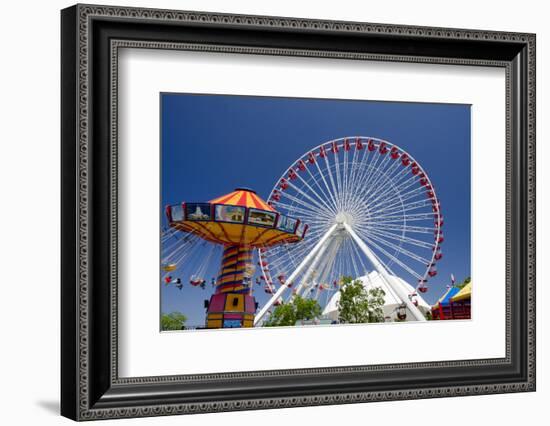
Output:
[{"xmin": 61, "ymin": 4, "xmax": 535, "ymax": 421}]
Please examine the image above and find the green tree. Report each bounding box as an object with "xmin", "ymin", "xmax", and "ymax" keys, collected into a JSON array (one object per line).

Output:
[
  {"xmin": 264, "ymin": 295, "xmax": 322, "ymax": 327},
  {"xmin": 337, "ymin": 276, "xmax": 386, "ymax": 324},
  {"xmin": 161, "ymin": 311, "xmax": 187, "ymax": 331}
]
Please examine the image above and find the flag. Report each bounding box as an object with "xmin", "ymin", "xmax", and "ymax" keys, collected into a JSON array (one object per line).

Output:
[{"xmin": 451, "ymin": 273, "xmax": 456, "ymax": 285}]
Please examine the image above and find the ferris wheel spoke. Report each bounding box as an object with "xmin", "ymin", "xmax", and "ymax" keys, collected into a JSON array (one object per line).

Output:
[
  {"xmin": 343, "ymin": 143, "xmax": 360, "ymax": 210},
  {"xmin": 331, "ymin": 147, "xmax": 345, "ymax": 210},
  {"xmin": 357, "ymin": 228, "xmax": 431, "ymax": 264},
  {"xmin": 365, "ymin": 162, "xmax": 418, "ymax": 200},
  {"xmin": 359, "ymin": 169, "xmax": 411, "ymax": 213},
  {"xmin": 369, "ymin": 212, "xmax": 435, "ymax": 223},
  {"xmin": 370, "ymin": 190, "xmax": 432, "ymax": 216},
  {"xmin": 363, "ymin": 172, "xmax": 420, "ymax": 212},
  {"xmin": 266, "ymin": 241, "xmax": 318, "ymax": 272},
  {"xmin": 344, "ymin": 237, "xmax": 360, "ymax": 279},
  {"xmin": 370, "ymin": 204, "xmax": 426, "ymax": 223},
  {"xmin": 354, "ymin": 150, "xmax": 384, "ymax": 198},
  {"xmin": 274, "ymin": 201, "xmax": 332, "ymax": 222},
  {"xmin": 360, "ymin": 149, "xmax": 394, "ymax": 193},
  {"xmin": 352, "ymin": 143, "xmax": 380, "ymax": 188},
  {"xmin": 359, "ymin": 155, "xmax": 404, "ymax": 205},
  {"xmin": 312, "ymin": 154, "xmax": 340, "ymax": 210},
  {"xmin": 371, "ymin": 205, "xmax": 433, "ymax": 226},
  {"xmin": 348, "ymin": 234, "xmax": 370, "ymax": 276},
  {"xmin": 366, "ymin": 179, "xmax": 425, "ymax": 208},
  {"xmin": 320, "ymin": 152, "xmax": 342, "ymax": 211},
  {"xmin": 347, "ymin": 156, "xmax": 408, "ymax": 214},
  {"xmin": 368, "ymin": 182, "xmax": 428, "ymax": 214},
  {"xmin": 288, "ymin": 171, "xmax": 338, "ymax": 216},
  {"xmin": 301, "ymin": 159, "xmax": 340, "ymax": 213},
  {"xmin": 353, "ymin": 231, "xmax": 423, "ymax": 280},
  {"xmin": 363, "ymin": 222, "xmax": 435, "ymax": 234},
  {"xmin": 342, "ymin": 146, "xmax": 354, "ymax": 212},
  {"xmin": 284, "ymin": 184, "xmax": 335, "ymax": 219},
  {"xmin": 361, "ymin": 229, "xmax": 434, "ymax": 250},
  {"xmin": 371, "ymin": 197, "xmax": 432, "ymax": 218},
  {"xmin": 278, "ymin": 191, "xmax": 335, "ymax": 221}
]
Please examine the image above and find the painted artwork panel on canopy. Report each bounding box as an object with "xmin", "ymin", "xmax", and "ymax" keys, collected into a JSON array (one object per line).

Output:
[
  {"xmin": 186, "ymin": 203, "xmax": 212, "ymax": 221},
  {"xmin": 215, "ymin": 205, "xmax": 246, "ymax": 223},
  {"xmin": 247, "ymin": 208, "xmax": 277, "ymax": 227},
  {"xmin": 276, "ymin": 215, "xmax": 298, "ymax": 233}
]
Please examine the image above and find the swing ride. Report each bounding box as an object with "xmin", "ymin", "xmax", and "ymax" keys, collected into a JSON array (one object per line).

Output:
[
  {"xmin": 161, "ymin": 136, "xmax": 444, "ymax": 328},
  {"xmin": 164, "ymin": 188, "xmax": 307, "ymax": 328}
]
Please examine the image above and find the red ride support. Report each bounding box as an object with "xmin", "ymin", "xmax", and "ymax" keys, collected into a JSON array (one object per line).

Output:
[{"xmin": 206, "ymin": 245, "xmax": 256, "ymax": 328}]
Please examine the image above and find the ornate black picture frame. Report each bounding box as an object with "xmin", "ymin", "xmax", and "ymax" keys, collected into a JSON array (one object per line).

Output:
[{"xmin": 61, "ymin": 4, "xmax": 536, "ymax": 421}]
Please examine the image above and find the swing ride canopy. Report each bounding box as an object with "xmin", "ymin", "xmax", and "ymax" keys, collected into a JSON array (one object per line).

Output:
[{"xmin": 165, "ymin": 188, "xmax": 308, "ymax": 247}]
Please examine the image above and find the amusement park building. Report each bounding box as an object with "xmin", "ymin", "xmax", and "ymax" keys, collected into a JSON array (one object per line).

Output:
[{"xmin": 322, "ymin": 270, "xmax": 431, "ymax": 322}]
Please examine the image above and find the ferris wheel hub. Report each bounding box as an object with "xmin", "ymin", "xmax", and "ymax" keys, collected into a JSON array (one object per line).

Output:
[{"xmin": 335, "ymin": 211, "xmax": 355, "ymax": 226}]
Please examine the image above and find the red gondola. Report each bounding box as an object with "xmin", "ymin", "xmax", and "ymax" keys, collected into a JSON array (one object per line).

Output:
[
  {"xmin": 411, "ymin": 162, "xmax": 420, "ymax": 175},
  {"xmin": 379, "ymin": 141, "xmax": 388, "ymax": 154},
  {"xmin": 308, "ymin": 152, "xmax": 316, "ymax": 164},
  {"xmin": 390, "ymin": 146, "xmax": 400, "ymax": 159},
  {"xmin": 297, "ymin": 160, "xmax": 306, "ymax": 171},
  {"xmin": 279, "ymin": 178, "xmax": 289, "ymax": 190},
  {"xmin": 331, "ymin": 141, "xmax": 339, "ymax": 153},
  {"xmin": 368, "ymin": 139, "xmax": 376, "ymax": 151},
  {"xmin": 344, "ymin": 139, "xmax": 351, "ymax": 151},
  {"xmin": 401, "ymin": 153, "xmax": 411, "ymax": 166},
  {"xmin": 418, "ymin": 286, "xmax": 428, "ymax": 294},
  {"xmin": 288, "ymin": 169, "xmax": 298, "ymax": 180},
  {"xmin": 319, "ymin": 145, "xmax": 327, "ymax": 158},
  {"xmin": 355, "ymin": 137, "xmax": 364, "ymax": 150}
]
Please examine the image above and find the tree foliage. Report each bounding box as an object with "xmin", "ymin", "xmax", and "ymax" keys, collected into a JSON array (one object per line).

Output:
[
  {"xmin": 264, "ymin": 295, "xmax": 322, "ymax": 327},
  {"xmin": 337, "ymin": 276, "xmax": 386, "ymax": 324},
  {"xmin": 161, "ymin": 311, "xmax": 187, "ymax": 331}
]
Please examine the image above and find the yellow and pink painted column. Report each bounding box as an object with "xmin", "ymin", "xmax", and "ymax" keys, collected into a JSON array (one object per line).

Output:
[{"xmin": 206, "ymin": 245, "xmax": 257, "ymax": 328}]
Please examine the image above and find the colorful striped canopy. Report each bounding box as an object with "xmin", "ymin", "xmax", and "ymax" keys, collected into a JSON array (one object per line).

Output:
[
  {"xmin": 167, "ymin": 188, "xmax": 305, "ymax": 247},
  {"xmin": 210, "ymin": 188, "xmax": 275, "ymax": 212},
  {"xmin": 432, "ymin": 286, "xmax": 461, "ymax": 309},
  {"xmin": 451, "ymin": 282, "xmax": 472, "ymax": 302}
]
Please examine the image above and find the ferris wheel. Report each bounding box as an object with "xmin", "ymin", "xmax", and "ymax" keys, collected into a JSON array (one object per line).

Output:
[{"xmin": 255, "ymin": 136, "xmax": 444, "ymax": 324}]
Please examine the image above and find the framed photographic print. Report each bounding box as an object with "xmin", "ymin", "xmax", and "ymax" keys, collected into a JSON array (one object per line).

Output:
[{"xmin": 61, "ymin": 4, "xmax": 536, "ymax": 421}]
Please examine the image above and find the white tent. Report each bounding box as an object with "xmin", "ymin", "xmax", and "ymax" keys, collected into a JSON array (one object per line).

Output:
[{"xmin": 322, "ymin": 270, "xmax": 431, "ymax": 322}]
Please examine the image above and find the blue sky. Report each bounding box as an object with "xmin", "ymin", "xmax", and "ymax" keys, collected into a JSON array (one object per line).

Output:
[{"xmin": 161, "ymin": 93, "xmax": 471, "ymax": 327}]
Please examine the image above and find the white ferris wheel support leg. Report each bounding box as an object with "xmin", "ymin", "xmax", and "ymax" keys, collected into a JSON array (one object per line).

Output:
[
  {"xmin": 254, "ymin": 223, "xmax": 339, "ymax": 326},
  {"xmin": 294, "ymin": 238, "xmax": 332, "ymax": 298},
  {"xmin": 343, "ymin": 223, "xmax": 426, "ymax": 322}
]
